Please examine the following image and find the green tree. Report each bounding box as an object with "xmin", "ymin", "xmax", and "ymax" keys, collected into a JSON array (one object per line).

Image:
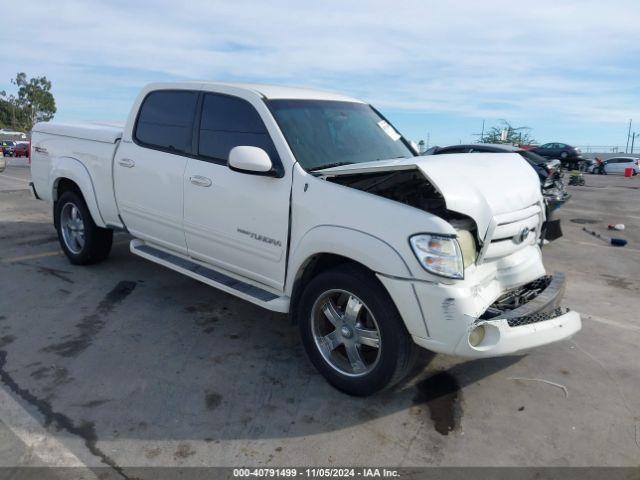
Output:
[
  {"xmin": 480, "ymin": 120, "xmax": 536, "ymax": 146},
  {"xmin": 0, "ymin": 92, "xmax": 21, "ymax": 129},
  {"xmin": 0, "ymin": 72, "xmax": 56, "ymax": 132}
]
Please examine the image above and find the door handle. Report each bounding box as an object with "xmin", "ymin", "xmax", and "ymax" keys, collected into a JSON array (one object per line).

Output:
[
  {"xmin": 190, "ymin": 175, "xmax": 212, "ymax": 187},
  {"xmin": 118, "ymin": 158, "xmax": 135, "ymax": 168}
]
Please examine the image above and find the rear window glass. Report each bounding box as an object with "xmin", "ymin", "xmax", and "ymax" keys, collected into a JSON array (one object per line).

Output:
[
  {"xmin": 198, "ymin": 93, "xmax": 278, "ymax": 162},
  {"xmin": 134, "ymin": 90, "xmax": 198, "ymax": 154}
]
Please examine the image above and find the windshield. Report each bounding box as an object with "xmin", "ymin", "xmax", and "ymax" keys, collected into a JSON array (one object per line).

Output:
[
  {"xmin": 518, "ymin": 150, "xmax": 550, "ymax": 165},
  {"xmin": 268, "ymin": 100, "xmax": 415, "ymax": 171}
]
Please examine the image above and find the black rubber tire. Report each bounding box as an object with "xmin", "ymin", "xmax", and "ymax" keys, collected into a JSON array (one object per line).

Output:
[
  {"xmin": 297, "ymin": 264, "xmax": 417, "ymax": 396},
  {"xmin": 54, "ymin": 191, "xmax": 113, "ymax": 265}
]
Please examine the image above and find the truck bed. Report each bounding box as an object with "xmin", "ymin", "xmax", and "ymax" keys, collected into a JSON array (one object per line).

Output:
[
  {"xmin": 30, "ymin": 122, "xmax": 125, "ymax": 229},
  {"xmin": 33, "ymin": 122, "xmax": 123, "ymax": 143}
]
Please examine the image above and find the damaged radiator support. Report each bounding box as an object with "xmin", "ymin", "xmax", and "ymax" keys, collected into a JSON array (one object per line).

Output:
[{"xmin": 479, "ymin": 275, "xmax": 568, "ymax": 327}]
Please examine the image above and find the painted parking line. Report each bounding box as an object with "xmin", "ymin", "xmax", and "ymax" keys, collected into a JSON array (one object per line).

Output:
[
  {"xmin": 0, "ymin": 250, "xmax": 63, "ymax": 263},
  {"xmin": 571, "ymin": 239, "xmax": 640, "ymax": 254},
  {"xmin": 0, "ymin": 387, "xmax": 95, "ymax": 472},
  {"xmin": 583, "ymin": 313, "xmax": 640, "ymax": 333},
  {"xmin": 561, "ymin": 205, "xmax": 640, "ymax": 221},
  {"xmin": 0, "ymin": 173, "xmax": 29, "ymax": 184},
  {"xmin": 1, "ymin": 240, "xmax": 131, "ymax": 264}
]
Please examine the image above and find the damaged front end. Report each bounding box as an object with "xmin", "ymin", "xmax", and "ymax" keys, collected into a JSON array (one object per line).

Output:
[
  {"xmin": 326, "ymin": 168, "xmax": 480, "ymax": 269},
  {"xmin": 318, "ymin": 153, "xmax": 546, "ymax": 276},
  {"xmin": 447, "ymin": 272, "xmax": 580, "ymax": 357},
  {"xmin": 479, "ymin": 274, "xmax": 568, "ymax": 327},
  {"xmin": 315, "ymin": 155, "xmax": 581, "ymax": 358},
  {"xmin": 326, "ymin": 168, "xmax": 452, "ymax": 219}
]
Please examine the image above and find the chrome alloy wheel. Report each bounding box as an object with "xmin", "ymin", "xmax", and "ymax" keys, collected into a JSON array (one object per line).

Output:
[
  {"xmin": 311, "ymin": 289, "xmax": 382, "ymax": 377},
  {"xmin": 60, "ymin": 202, "xmax": 85, "ymax": 254}
]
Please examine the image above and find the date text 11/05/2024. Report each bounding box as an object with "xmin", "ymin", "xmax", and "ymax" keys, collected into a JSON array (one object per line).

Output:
[{"xmin": 233, "ymin": 468, "xmax": 400, "ymax": 477}]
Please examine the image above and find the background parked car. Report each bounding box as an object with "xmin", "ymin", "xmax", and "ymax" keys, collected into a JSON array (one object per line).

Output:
[
  {"xmin": 1, "ymin": 140, "xmax": 16, "ymax": 157},
  {"xmin": 425, "ymin": 143, "xmax": 569, "ymax": 242},
  {"xmin": 427, "ymin": 143, "xmax": 560, "ymax": 188},
  {"xmin": 589, "ymin": 157, "xmax": 640, "ymax": 175},
  {"xmin": 580, "ymin": 158, "xmax": 597, "ymax": 172},
  {"xmin": 13, "ymin": 142, "xmax": 29, "ymax": 158},
  {"xmin": 530, "ymin": 142, "xmax": 582, "ymax": 169}
]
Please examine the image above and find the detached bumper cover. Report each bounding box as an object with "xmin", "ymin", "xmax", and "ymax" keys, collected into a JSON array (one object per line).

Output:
[
  {"xmin": 451, "ymin": 310, "xmax": 581, "ymax": 357},
  {"xmin": 396, "ymin": 270, "xmax": 581, "ymax": 358},
  {"xmin": 452, "ymin": 272, "xmax": 581, "ymax": 357},
  {"xmin": 480, "ymin": 273, "xmax": 565, "ymax": 325}
]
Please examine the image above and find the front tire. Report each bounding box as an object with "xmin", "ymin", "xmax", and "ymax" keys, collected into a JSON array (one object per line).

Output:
[
  {"xmin": 297, "ymin": 264, "xmax": 417, "ymax": 396},
  {"xmin": 55, "ymin": 191, "xmax": 113, "ymax": 265}
]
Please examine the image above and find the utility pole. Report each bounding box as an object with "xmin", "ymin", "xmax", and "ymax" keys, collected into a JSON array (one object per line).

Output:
[
  {"xmin": 472, "ymin": 120, "xmax": 485, "ymax": 143},
  {"xmin": 626, "ymin": 119, "xmax": 632, "ymax": 153},
  {"xmin": 632, "ymin": 132, "xmax": 637, "ymax": 155}
]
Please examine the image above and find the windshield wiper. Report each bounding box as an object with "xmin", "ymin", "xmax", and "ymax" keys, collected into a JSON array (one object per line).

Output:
[
  {"xmin": 309, "ymin": 161, "xmax": 354, "ymax": 172},
  {"xmin": 376, "ymin": 155, "xmax": 410, "ymax": 161}
]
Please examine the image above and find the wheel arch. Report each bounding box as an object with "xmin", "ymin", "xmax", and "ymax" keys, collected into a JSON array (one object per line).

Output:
[
  {"xmin": 51, "ymin": 156, "xmax": 106, "ymax": 228},
  {"xmin": 286, "ymin": 225, "xmax": 414, "ymax": 323}
]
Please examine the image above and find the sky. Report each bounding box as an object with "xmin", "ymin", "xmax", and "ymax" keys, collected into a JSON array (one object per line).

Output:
[{"xmin": 1, "ymin": 0, "xmax": 639, "ymax": 149}]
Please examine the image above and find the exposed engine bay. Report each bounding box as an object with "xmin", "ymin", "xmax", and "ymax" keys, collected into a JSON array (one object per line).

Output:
[
  {"xmin": 325, "ymin": 168, "xmax": 451, "ymax": 218},
  {"xmin": 323, "ymin": 168, "xmax": 481, "ymax": 264}
]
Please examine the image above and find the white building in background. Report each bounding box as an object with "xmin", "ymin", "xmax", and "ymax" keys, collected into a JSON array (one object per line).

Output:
[{"xmin": 0, "ymin": 129, "xmax": 27, "ymax": 141}]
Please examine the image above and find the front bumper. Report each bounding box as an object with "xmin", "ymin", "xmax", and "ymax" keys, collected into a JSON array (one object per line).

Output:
[
  {"xmin": 378, "ymin": 264, "xmax": 581, "ymax": 359},
  {"xmin": 451, "ymin": 273, "xmax": 581, "ymax": 357}
]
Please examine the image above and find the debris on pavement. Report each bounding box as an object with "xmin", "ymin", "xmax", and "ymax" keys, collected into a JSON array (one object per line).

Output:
[
  {"xmin": 582, "ymin": 227, "xmax": 627, "ymax": 247},
  {"xmin": 508, "ymin": 377, "xmax": 569, "ymax": 398}
]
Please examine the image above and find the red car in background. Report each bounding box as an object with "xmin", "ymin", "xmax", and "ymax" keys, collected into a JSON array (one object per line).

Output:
[{"xmin": 14, "ymin": 142, "xmax": 30, "ymax": 158}]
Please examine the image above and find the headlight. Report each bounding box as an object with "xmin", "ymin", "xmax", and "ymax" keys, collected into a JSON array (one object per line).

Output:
[{"xmin": 410, "ymin": 234, "xmax": 464, "ymax": 279}]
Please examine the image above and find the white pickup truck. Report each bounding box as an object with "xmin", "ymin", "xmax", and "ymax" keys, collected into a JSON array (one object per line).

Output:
[{"xmin": 30, "ymin": 82, "xmax": 581, "ymax": 395}]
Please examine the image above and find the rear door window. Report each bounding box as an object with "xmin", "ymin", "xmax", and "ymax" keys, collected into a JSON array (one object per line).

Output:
[
  {"xmin": 197, "ymin": 93, "xmax": 279, "ymax": 163},
  {"xmin": 436, "ymin": 147, "xmax": 470, "ymax": 154},
  {"xmin": 134, "ymin": 90, "xmax": 198, "ymax": 154}
]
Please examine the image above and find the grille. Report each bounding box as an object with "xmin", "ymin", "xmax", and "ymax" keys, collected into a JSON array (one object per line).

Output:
[
  {"xmin": 483, "ymin": 203, "xmax": 542, "ymax": 261},
  {"xmin": 507, "ymin": 307, "xmax": 566, "ymax": 327}
]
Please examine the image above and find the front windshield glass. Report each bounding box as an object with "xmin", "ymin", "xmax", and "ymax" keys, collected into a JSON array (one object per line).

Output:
[
  {"xmin": 518, "ymin": 150, "xmax": 549, "ymax": 165},
  {"xmin": 268, "ymin": 100, "xmax": 415, "ymax": 171}
]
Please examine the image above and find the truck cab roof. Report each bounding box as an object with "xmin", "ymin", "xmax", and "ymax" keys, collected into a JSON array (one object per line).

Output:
[{"xmin": 146, "ymin": 81, "xmax": 364, "ymax": 103}]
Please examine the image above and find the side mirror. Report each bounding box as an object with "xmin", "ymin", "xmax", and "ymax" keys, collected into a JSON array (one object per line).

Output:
[{"xmin": 228, "ymin": 146, "xmax": 273, "ymax": 175}]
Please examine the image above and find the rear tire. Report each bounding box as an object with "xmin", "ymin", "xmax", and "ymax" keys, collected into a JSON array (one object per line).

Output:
[
  {"xmin": 297, "ymin": 264, "xmax": 417, "ymax": 396},
  {"xmin": 54, "ymin": 191, "xmax": 113, "ymax": 265}
]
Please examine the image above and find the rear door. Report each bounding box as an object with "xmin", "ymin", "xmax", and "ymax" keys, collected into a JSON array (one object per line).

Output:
[
  {"xmin": 183, "ymin": 92, "xmax": 291, "ymax": 290},
  {"xmin": 619, "ymin": 158, "xmax": 634, "ymax": 173},
  {"xmin": 605, "ymin": 158, "xmax": 622, "ymax": 174},
  {"xmin": 114, "ymin": 89, "xmax": 198, "ymax": 254}
]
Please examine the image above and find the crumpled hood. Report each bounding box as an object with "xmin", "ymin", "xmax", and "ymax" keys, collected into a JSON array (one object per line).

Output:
[{"xmin": 317, "ymin": 152, "xmax": 543, "ymax": 236}]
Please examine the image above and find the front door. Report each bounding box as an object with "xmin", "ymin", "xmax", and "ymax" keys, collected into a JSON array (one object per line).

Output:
[
  {"xmin": 114, "ymin": 89, "xmax": 198, "ymax": 254},
  {"xmin": 183, "ymin": 92, "xmax": 291, "ymax": 290}
]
